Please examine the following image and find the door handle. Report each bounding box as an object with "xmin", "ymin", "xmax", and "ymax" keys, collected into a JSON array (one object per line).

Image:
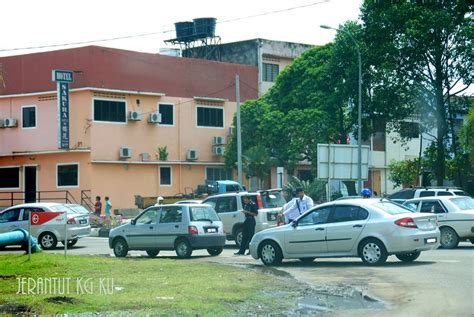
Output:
[
  {"xmin": 149, "ymin": 226, "xmax": 154, "ymax": 229},
  {"xmin": 353, "ymin": 224, "xmax": 363, "ymax": 228},
  {"xmin": 175, "ymin": 225, "xmax": 179, "ymax": 228},
  {"xmin": 233, "ymin": 215, "xmax": 237, "ymax": 218},
  {"xmin": 314, "ymin": 228, "xmax": 324, "ymax": 231}
]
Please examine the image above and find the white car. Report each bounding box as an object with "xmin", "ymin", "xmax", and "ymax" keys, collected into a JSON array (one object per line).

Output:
[
  {"xmin": 403, "ymin": 196, "xmax": 474, "ymax": 249},
  {"xmin": 0, "ymin": 203, "xmax": 91, "ymax": 249},
  {"xmin": 249, "ymin": 199, "xmax": 440, "ymax": 266}
]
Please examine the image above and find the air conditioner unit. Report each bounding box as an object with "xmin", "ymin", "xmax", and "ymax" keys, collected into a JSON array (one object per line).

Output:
[
  {"xmin": 0, "ymin": 119, "xmax": 4, "ymax": 128},
  {"xmin": 148, "ymin": 112, "xmax": 162, "ymax": 124},
  {"xmin": 3, "ymin": 118, "xmax": 17, "ymax": 128},
  {"xmin": 128, "ymin": 111, "xmax": 141, "ymax": 121},
  {"xmin": 186, "ymin": 149, "xmax": 199, "ymax": 160},
  {"xmin": 214, "ymin": 136, "xmax": 226, "ymax": 145},
  {"xmin": 213, "ymin": 146, "xmax": 225, "ymax": 156},
  {"xmin": 119, "ymin": 147, "xmax": 132, "ymax": 158},
  {"xmin": 228, "ymin": 127, "xmax": 235, "ymax": 136},
  {"xmin": 140, "ymin": 153, "xmax": 150, "ymax": 161}
]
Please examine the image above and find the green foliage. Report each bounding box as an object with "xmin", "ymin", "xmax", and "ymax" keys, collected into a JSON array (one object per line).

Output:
[
  {"xmin": 158, "ymin": 146, "xmax": 168, "ymax": 161},
  {"xmin": 242, "ymin": 145, "xmax": 275, "ymax": 188},
  {"xmin": 388, "ymin": 159, "xmax": 420, "ymax": 188},
  {"xmin": 283, "ymin": 176, "xmax": 328, "ymax": 204},
  {"xmin": 460, "ymin": 107, "xmax": 474, "ymax": 167}
]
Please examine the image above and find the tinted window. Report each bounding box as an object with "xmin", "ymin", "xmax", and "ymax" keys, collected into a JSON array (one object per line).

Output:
[
  {"xmin": 388, "ymin": 189, "xmax": 415, "ymax": 200},
  {"xmin": 22, "ymin": 106, "xmax": 36, "ymax": 128},
  {"xmin": 94, "ymin": 99, "xmax": 126, "ymax": 123},
  {"xmin": 21, "ymin": 207, "xmax": 45, "ymax": 220},
  {"xmin": 190, "ymin": 206, "xmax": 220, "ymax": 222},
  {"xmin": 214, "ymin": 197, "xmax": 237, "ymax": 213},
  {"xmin": 0, "ymin": 167, "xmax": 20, "ymax": 189},
  {"xmin": 437, "ymin": 192, "xmax": 453, "ymax": 196},
  {"xmin": 298, "ymin": 207, "xmax": 330, "ymax": 226},
  {"xmin": 452, "ymin": 190, "xmax": 469, "ymax": 196},
  {"xmin": 159, "ymin": 104, "xmax": 174, "ymax": 125},
  {"xmin": 197, "ymin": 107, "xmax": 223, "ymax": 128},
  {"xmin": 403, "ymin": 201, "xmax": 420, "ymax": 211},
  {"xmin": 419, "ymin": 191, "xmax": 435, "ymax": 197},
  {"xmin": 374, "ymin": 201, "xmax": 412, "ymax": 215},
  {"xmin": 203, "ymin": 198, "xmax": 217, "ymax": 210},
  {"xmin": 420, "ymin": 201, "xmax": 445, "ymax": 214},
  {"xmin": 450, "ymin": 197, "xmax": 474, "ymax": 210},
  {"xmin": 0, "ymin": 209, "xmax": 21, "ymax": 222},
  {"xmin": 160, "ymin": 206, "xmax": 183, "ymax": 223},
  {"xmin": 260, "ymin": 191, "xmax": 286, "ymax": 208},
  {"xmin": 160, "ymin": 167, "xmax": 171, "ymax": 186},
  {"xmin": 57, "ymin": 164, "xmax": 79, "ymax": 187},
  {"xmin": 331, "ymin": 205, "xmax": 368, "ymax": 223},
  {"xmin": 136, "ymin": 207, "xmax": 158, "ymax": 225}
]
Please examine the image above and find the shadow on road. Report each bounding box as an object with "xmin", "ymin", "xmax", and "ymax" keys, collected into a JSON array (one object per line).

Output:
[{"xmin": 273, "ymin": 259, "xmax": 437, "ymax": 268}]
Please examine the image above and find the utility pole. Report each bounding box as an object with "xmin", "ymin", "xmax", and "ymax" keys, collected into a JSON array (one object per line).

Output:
[{"xmin": 236, "ymin": 75, "xmax": 243, "ymax": 185}]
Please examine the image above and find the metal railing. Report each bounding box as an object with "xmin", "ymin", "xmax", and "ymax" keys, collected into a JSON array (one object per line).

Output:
[
  {"xmin": 81, "ymin": 190, "xmax": 94, "ymax": 212},
  {"xmin": 0, "ymin": 190, "xmax": 79, "ymax": 207}
]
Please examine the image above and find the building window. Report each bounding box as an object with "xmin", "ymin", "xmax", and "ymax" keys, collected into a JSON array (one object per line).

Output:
[
  {"xmin": 93, "ymin": 99, "xmax": 126, "ymax": 123},
  {"xmin": 197, "ymin": 106, "xmax": 224, "ymax": 128},
  {"xmin": 160, "ymin": 166, "xmax": 172, "ymax": 186},
  {"xmin": 262, "ymin": 63, "xmax": 279, "ymax": 82},
  {"xmin": 206, "ymin": 167, "xmax": 232, "ymax": 181},
  {"xmin": 0, "ymin": 167, "xmax": 20, "ymax": 189},
  {"xmin": 57, "ymin": 164, "xmax": 79, "ymax": 187},
  {"xmin": 22, "ymin": 106, "xmax": 36, "ymax": 128},
  {"xmin": 159, "ymin": 104, "xmax": 174, "ymax": 125}
]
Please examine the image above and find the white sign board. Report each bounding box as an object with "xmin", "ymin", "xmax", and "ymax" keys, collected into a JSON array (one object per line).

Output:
[{"xmin": 317, "ymin": 144, "xmax": 370, "ymax": 180}]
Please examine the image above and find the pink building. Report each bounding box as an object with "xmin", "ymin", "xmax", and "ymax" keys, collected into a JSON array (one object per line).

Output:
[{"xmin": 0, "ymin": 46, "xmax": 258, "ymax": 210}]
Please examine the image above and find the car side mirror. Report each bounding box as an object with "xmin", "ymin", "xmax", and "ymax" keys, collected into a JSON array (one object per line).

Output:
[
  {"xmin": 291, "ymin": 221, "xmax": 298, "ymax": 228},
  {"xmin": 131, "ymin": 219, "xmax": 136, "ymax": 225}
]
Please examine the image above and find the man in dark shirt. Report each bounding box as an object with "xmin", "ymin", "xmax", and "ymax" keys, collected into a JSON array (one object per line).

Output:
[{"xmin": 235, "ymin": 195, "xmax": 258, "ymax": 255}]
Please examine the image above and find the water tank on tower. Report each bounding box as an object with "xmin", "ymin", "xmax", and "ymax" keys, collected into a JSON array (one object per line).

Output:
[
  {"xmin": 174, "ymin": 21, "xmax": 194, "ymax": 40},
  {"xmin": 193, "ymin": 18, "xmax": 216, "ymax": 39}
]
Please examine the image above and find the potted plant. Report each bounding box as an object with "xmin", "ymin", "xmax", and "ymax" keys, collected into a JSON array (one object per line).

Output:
[{"xmin": 157, "ymin": 146, "xmax": 168, "ymax": 161}]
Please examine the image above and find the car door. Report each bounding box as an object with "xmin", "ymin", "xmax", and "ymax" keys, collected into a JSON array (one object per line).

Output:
[
  {"xmin": 127, "ymin": 207, "xmax": 159, "ymax": 249},
  {"xmin": 156, "ymin": 206, "xmax": 184, "ymax": 249},
  {"xmin": 283, "ymin": 206, "xmax": 331, "ymax": 255},
  {"xmin": 326, "ymin": 205, "xmax": 369, "ymax": 253},
  {"xmin": 19, "ymin": 207, "xmax": 46, "ymax": 237},
  {"xmin": 0, "ymin": 208, "xmax": 23, "ymax": 233}
]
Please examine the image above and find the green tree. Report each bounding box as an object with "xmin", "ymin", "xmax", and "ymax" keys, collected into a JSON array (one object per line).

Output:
[
  {"xmin": 242, "ymin": 145, "xmax": 275, "ymax": 189},
  {"xmin": 460, "ymin": 106, "xmax": 474, "ymax": 167},
  {"xmin": 388, "ymin": 158, "xmax": 421, "ymax": 188},
  {"xmin": 361, "ymin": 0, "xmax": 474, "ymax": 185}
]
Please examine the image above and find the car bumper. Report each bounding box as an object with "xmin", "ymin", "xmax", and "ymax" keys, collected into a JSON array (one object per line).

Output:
[
  {"xmin": 249, "ymin": 240, "xmax": 260, "ymax": 259},
  {"xmin": 58, "ymin": 226, "xmax": 91, "ymax": 241},
  {"xmin": 188, "ymin": 234, "xmax": 226, "ymax": 249},
  {"xmin": 385, "ymin": 230, "xmax": 440, "ymax": 253}
]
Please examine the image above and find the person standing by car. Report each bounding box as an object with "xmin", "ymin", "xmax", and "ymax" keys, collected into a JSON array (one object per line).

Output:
[
  {"xmin": 283, "ymin": 188, "xmax": 313, "ymax": 223},
  {"xmin": 235, "ymin": 195, "xmax": 258, "ymax": 255},
  {"xmin": 94, "ymin": 196, "xmax": 102, "ymax": 217},
  {"xmin": 104, "ymin": 196, "xmax": 112, "ymax": 228}
]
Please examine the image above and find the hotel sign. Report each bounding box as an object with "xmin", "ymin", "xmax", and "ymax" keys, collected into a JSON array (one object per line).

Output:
[{"xmin": 52, "ymin": 70, "xmax": 74, "ymax": 149}]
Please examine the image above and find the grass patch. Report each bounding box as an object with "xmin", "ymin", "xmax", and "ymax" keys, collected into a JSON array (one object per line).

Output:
[{"xmin": 0, "ymin": 254, "xmax": 300, "ymax": 315}]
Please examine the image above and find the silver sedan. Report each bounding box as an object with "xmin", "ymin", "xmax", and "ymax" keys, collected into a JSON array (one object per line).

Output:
[{"xmin": 249, "ymin": 199, "xmax": 440, "ymax": 266}]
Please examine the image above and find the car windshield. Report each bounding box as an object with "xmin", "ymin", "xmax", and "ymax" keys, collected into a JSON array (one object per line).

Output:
[
  {"xmin": 190, "ymin": 206, "xmax": 220, "ymax": 222},
  {"xmin": 449, "ymin": 197, "xmax": 474, "ymax": 210},
  {"xmin": 373, "ymin": 201, "xmax": 413, "ymax": 215},
  {"xmin": 260, "ymin": 191, "xmax": 286, "ymax": 208}
]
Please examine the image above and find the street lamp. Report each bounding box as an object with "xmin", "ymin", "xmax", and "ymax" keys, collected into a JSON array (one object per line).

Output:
[{"xmin": 320, "ymin": 24, "xmax": 363, "ymax": 194}]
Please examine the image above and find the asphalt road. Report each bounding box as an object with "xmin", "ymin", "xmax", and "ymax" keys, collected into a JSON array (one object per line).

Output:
[{"xmin": 2, "ymin": 238, "xmax": 473, "ymax": 316}]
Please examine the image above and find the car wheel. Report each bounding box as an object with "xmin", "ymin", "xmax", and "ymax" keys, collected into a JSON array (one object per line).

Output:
[
  {"xmin": 207, "ymin": 247, "xmax": 223, "ymax": 256},
  {"xmin": 146, "ymin": 249, "xmax": 160, "ymax": 258},
  {"xmin": 359, "ymin": 239, "xmax": 388, "ymax": 266},
  {"xmin": 259, "ymin": 240, "xmax": 283, "ymax": 266},
  {"xmin": 175, "ymin": 239, "xmax": 192, "ymax": 259},
  {"xmin": 440, "ymin": 227, "xmax": 459, "ymax": 249},
  {"xmin": 38, "ymin": 232, "xmax": 58, "ymax": 250},
  {"xmin": 299, "ymin": 257, "xmax": 316, "ymax": 263},
  {"xmin": 66, "ymin": 239, "xmax": 78, "ymax": 248},
  {"xmin": 234, "ymin": 227, "xmax": 243, "ymax": 249},
  {"xmin": 395, "ymin": 251, "xmax": 421, "ymax": 262},
  {"xmin": 113, "ymin": 238, "xmax": 129, "ymax": 258}
]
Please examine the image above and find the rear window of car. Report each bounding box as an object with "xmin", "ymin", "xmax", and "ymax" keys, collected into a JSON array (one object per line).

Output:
[
  {"xmin": 260, "ymin": 191, "xmax": 286, "ymax": 208},
  {"xmin": 449, "ymin": 197, "xmax": 474, "ymax": 210},
  {"xmin": 190, "ymin": 206, "xmax": 220, "ymax": 222},
  {"xmin": 49, "ymin": 205, "xmax": 70, "ymax": 212},
  {"xmin": 373, "ymin": 201, "xmax": 413, "ymax": 215},
  {"xmin": 388, "ymin": 189, "xmax": 415, "ymax": 200},
  {"xmin": 419, "ymin": 191, "xmax": 435, "ymax": 197},
  {"xmin": 65, "ymin": 205, "xmax": 90, "ymax": 214}
]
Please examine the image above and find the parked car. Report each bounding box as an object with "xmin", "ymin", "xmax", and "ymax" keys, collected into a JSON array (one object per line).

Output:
[
  {"xmin": 403, "ymin": 196, "xmax": 474, "ymax": 249},
  {"xmin": 109, "ymin": 203, "xmax": 225, "ymax": 258},
  {"xmin": 387, "ymin": 187, "xmax": 469, "ymax": 204},
  {"xmin": 249, "ymin": 198, "xmax": 440, "ymax": 266},
  {"xmin": 175, "ymin": 200, "xmax": 203, "ymax": 204},
  {"xmin": 202, "ymin": 189, "xmax": 286, "ymax": 247},
  {"xmin": 0, "ymin": 203, "xmax": 91, "ymax": 249}
]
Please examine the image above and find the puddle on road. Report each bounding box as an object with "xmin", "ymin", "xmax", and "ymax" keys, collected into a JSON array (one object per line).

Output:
[{"xmin": 233, "ymin": 262, "xmax": 386, "ymax": 314}]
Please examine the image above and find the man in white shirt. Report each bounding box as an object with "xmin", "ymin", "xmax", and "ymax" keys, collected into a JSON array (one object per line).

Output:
[{"xmin": 283, "ymin": 188, "xmax": 314, "ymax": 224}]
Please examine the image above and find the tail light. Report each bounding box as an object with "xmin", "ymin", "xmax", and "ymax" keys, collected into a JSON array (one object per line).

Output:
[
  {"xmin": 67, "ymin": 218, "xmax": 76, "ymax": 225},
  {"xmin": 395, "ymin": 217, "xmax": 417, "ymax": 228},
  {"xmin": 256, "ymin": 195, "xmax": 263, "ymax": 209},
  {"xmin": 188, "ymin": 226, "xmax": 198, "ymax": 235}
]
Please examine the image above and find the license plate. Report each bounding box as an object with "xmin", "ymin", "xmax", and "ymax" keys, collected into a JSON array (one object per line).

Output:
[
  {"xmin": 206, "ymin": 228, "xmax": 217, "ymax": 233},
  {"xmin": 79, "ymin": 219, "xmax": 87, "ymax": 224},
  {"xmin": 425, "ymin": 238, "xmax": 437, "ymax": 244}
]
